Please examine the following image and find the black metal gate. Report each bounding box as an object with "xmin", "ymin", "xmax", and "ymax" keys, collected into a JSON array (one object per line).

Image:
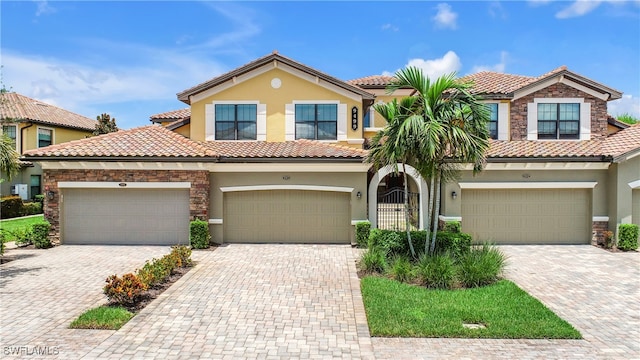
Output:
[{"xmin": 377, "ymin": 187, "xmax": 419, "ymax": 230}]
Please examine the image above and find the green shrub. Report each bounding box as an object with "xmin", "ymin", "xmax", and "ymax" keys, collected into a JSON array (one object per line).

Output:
[
  {"xmin": 0, "ymin": 230, "xmax": 5, "ymax": 256},
  {"xmin": 31, "ymin": 222, "xmax": 51, "ymax": 249},
  {"xmin": 617, "ymin": 224, "xmax": 639, "ymax": 251},
  {"xmin": 1, "ymin": 196, "xmax": 24, "ymax": 219},
  {"xmin": 355, "ymin": 221, "xmax": 371, "ymax": 248},
  {"xmin": 369, "ymin": 229, "xmax": 405, "ymax": 255},
  {"xmin": 11, "ymin": 227, "xmax": 33, "ymax": 246},
  {"xmin": 388, "ymin": 256, "xmax": 413, "ymax": 283},
  {"xmin": 443, "ymin": 221, "xmax": 461, "ymax": 233},
  {"xmin": 360, "ymin": 247, "xmax": 387, "ymax": 274},
  {"xmin": 417, "ymin": 253, "xmax": 456, "ymax": 289},
  {"xmin": 22, "ymin": 202, "xmax": 42, "ymax": 215},
  {"xmin": 457, "ymin": 243, "xmax": 506, "ymax": 288},
  {"xmin": 171, "ymin": 245, "xmax": 192, "ymax": 267},
  {"xmin": 103, "ymin": 273, "xmax": 148, "ymax": 306},
  {"xmin": 34, "ymin": 194, "xmax": 45, "ymax": 204},
  {"xmin": 189, "ymin": 219, "xmax": 210, "ymax": 249},
  {"xmin": 435, "ymin": 232, "xmax": 472, "ymax": 259}
]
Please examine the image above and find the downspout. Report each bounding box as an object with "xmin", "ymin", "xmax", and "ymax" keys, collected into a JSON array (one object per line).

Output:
[{"xmin": 20, "ymin": 121, "xmax": 33, "ymax": 154}]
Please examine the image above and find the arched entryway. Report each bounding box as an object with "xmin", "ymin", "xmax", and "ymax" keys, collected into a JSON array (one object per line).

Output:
[{"xmin": 368, "ymin": 164, "xmax": 429, "ymax": 229}]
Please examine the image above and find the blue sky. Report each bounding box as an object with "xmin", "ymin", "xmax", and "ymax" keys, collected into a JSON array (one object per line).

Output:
[{"xmin": 2, "ymin": 0, "xmax": 639, "ymax": 129}]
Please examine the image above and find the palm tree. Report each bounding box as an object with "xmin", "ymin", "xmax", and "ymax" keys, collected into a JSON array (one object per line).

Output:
[
  {"xmin": 367, "ymin": 97, "xmax": 423, "ymax": 258},
  {"xmin": 0, "ymin": 133, "xmax": 20, "ymax": 182},
  {"xmin": 386, "ymin": 67, "xmax": 490, "ymax": 254}
]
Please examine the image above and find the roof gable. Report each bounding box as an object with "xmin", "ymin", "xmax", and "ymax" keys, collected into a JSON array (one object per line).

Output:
[
  {"xmin": 177, "ymin": 52, "xmax": 374, "ymax": 104},
  {"xmin": 0, "ymin": 92, "xmax": 97, "ymax": 131}
]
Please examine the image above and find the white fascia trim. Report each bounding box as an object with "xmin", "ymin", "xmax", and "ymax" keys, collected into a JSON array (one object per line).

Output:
[
  {"xmin": 458, "ymin": 181, "xmax": 597, "ymax": 189},
  {"xmin": 438, "ymin": 215, "xmax": 462, "ymax": 222},
  {"xmin": 364, "ymin": 127, "xmax": 383, "ymax": 132},
  {"xmin": 513, "ymin": 77, "xmax": 560, "ymax": 101},
  {"xmin": 58, "ymin": 181, "xmax": 191, "ymax": 189},
  {"xmin": 561, "ymin": 78, "xmax": 610, "ymax": 101},
  {"xmin": 220, "ymin": 184, "xmax": 355, "ymax": 193},
  {"xmin": 460, "ymin": 162, "xmax": 610, "ymax": 170},
  {"xmin": 351, "ymin": 220, "xmax": 369, "ymax": 226},
  {"xmin": 593, "ymin": 216, "xmax": 609, "ymax": 222},
  {"xmin": 190, "ymin": 65, "xmax": 274, "ymax": 103},
  {"xmin": 629, "ymin": 180, "xmax": 640, "ymax": 189},
  {"xmin": 39, "ymin": 161, "xmax": 211, "ymax": 171},
  {"xmin": 208, "ymin": 163, "xmax": 370, "ymax": 173},
  {"xmin": 279, "ymin": 63, "xmax": 363, "ymax": 102},
  {"xmin": 208, "ymin": 218, "xmax": 223, "ymax": 225},
  {"xmin": 36, "ymin": 126, "xmax": 55, "ymax": 147},
  {"xmin": 346, "ymin": 139, "xmax": 365, "ymax": 145}
]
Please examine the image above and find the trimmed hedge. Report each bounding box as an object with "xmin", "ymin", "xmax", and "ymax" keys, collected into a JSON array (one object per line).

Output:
[
  {"xmin": 618, "ymin": 224, "xmax": 639, "ymax": 251},
  {"xmin": 31, "ymin": 222, "xmax": 52, "ymax": 249},
  {"xmin": 1, "ymin": 196, "xmax": 23, "ymax": 218},
  {"xmin": 368, "ymin": 229, "xmax": 472, "ymax": 258},
  {"xmin": 355, "ymin": 221, "xmax": 371, "ymax": 248},
  {"xmin": 189, "ymin": 220, "xmax": 210, "ymax": 249}
]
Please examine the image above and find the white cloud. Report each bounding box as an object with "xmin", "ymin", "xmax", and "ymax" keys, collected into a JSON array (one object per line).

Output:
[
  {"xmin": 608, "ymin": 94, "xmax": 640, "ymax": 119},
  {"xmin": 381, "ymin": 23, "xmax": 399, "ymax": 32},
  {"xmin": 471, "ymin": 51, "xmax": 509, "ymax": 73},
  {"xmin": 488, "ymin": 1, "xmax": 508, "ymax": 19},
  {"xmin": 556, "ymin": 0, "xmax": 603, "ymax": 18},
  {"xmin": 383, "ymin": 51, "xmax": 462, "ymax": 79},
  {"xmin": 34, "ymin": 0, "xmax": 56, "ymax": 17},
  {"xmin": 433, "ymin": 3, "xmax": 458, "ymax": 29}
]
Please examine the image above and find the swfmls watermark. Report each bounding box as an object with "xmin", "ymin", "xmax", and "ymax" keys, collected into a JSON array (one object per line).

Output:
[{"xmin": 3, "ymin": 346, "xmax": 60, "ymax": 356}]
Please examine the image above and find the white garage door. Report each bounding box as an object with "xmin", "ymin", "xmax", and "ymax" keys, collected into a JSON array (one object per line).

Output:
[
  {"xmin": 224, "ymin": 190, "xmax": 351, "ymax": 243},
  {"xmin": 633, "ymin": 189, "xmax": 640, "ymax": 226},
  {"xmin": 63, "ymin": 188, "xmax": 190, "ymax": 245},
  {"xmin": 462, "ymin": 189, "xmax": 591, "ymax": 244}
]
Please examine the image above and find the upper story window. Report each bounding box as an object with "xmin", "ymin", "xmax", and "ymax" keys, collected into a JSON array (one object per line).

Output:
[
  {"xmin": 2, "ymin": 125, "xmax": 17, "ymax": 149},
  {"xmin": 486, "ymin": 103, "xmax": 498, "ymax": 140},
  {"xmin": 363, "ymin": 109, "xmax": 371, "ymax": 128},
  {"xmin": 537, "ymin": 103, "xmax": 580, "ymax": 140},
  {"xmin": 295, "ymin": 104, "xmax": 337, "ymax": 140},
  {"xmin": 215, "ymin": 104, "xmax": 257, "ymax": 140},
  {"xmin": 38, "ymin": 128, "xmax": 52, "ymax": 148}
]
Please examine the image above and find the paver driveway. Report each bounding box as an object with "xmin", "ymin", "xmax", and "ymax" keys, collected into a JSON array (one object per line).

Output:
[{"xmin": 1, "ymin": 244, "xmax": 638, "ymax": 360}]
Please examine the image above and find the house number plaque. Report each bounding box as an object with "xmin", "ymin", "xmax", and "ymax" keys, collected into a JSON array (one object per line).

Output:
[{"xmin": 351, "ymin": 106, "xmax": 358, "ymax": 130}]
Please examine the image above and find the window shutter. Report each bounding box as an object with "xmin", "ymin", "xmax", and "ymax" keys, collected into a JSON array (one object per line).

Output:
[
  {"xmin": 257, "ymin": 103, "xmax": 267, "ymax": 141},
  {"xmin": 579, "ymin": 102, "xmax": 591, "ymax": 140},
  {"xmin": 205, "ymin": 104, "xmax": 215, "ymax": 141},
  {"xmin": 498, "ymin": 103, "xmax": 509, "ymax": 140},
  {"xmin": 527, "ymin": 103, "xmax": 537, "ymax": 140},
  {"xmin": 285, "ymin": 104, "xmax": 294, "ymax": 141},
  {"xmin": 337, "ymin": 104, "xmax": 347, "ymax": 141}
]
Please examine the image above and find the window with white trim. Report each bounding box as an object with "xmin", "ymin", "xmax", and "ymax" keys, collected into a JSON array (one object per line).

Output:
[
  {"xmin": 295, "ymin": 104, "xmax": 337, "ymax": 140},
  {"xmin": 537, "ymin": 103, "xmax": 580, "ymax": 139},
  {"xmin": 38, "ymin": 128, "xmax": 52, "ymax": 148},
  {"xmin": 2, "ymin": 125, "xmax": 17, "ymax": 149},
  {"xmin": 486, "ymin": 103, "xmax": 498, "ymax": 140},
  {"xmin": 215, "ymin": 104, "xmax": 257, "ymax": 140}
]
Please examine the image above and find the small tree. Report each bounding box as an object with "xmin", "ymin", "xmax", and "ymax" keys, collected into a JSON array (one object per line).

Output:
[{"xmin": 93, "ymin": 113, "xmax": 119, "ymax": 136}]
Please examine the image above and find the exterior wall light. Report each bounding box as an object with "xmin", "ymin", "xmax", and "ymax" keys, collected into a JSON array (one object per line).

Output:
[
  {"xmin": 47, "ymin": 190, "xmax": 55, "ymax": 200},
  {"xmin": 451, "ymin": 191, "xmax": 457, "ymax": 199},
  {"xmin": 356, "ymin": 191, "xmax": 362, "ymax": 199}
]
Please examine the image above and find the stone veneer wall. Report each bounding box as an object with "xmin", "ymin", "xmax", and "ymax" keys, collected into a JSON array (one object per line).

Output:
[
  {"xmin": 43, "ymin": 169, "xmax": 210, "ymax": 243},
  {"xmin": 510, "ymin": 83, "xmax": 608, "ymax": 140},
  {"xmin": 592, "ymin": 221, "xmax": 610, "ymax": 246}
]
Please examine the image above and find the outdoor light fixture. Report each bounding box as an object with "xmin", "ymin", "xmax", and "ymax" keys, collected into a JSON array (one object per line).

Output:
[
  {"xmin": 47, "ymin": 190, "xmax": 55, "ymax": 200},
  {"xmin": 356, "ymin": 191, "xmax": 362, "ymax": 199},
  {"xmin": 451, "ymin": 191, "xmax": 457, "ymax": 199}
]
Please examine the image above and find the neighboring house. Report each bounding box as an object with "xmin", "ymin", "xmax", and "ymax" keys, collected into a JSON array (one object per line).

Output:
[
  {"xmin": 1, "ymin": 92, "xmax": 97, "ymax": 200},
  {"xmin": 23, "ymin": 52, "xmax": 640, "ymax": 246}
]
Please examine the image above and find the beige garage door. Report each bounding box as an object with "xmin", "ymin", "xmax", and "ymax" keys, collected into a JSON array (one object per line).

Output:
[
  {"xmin": 224, "ymin": 190, "xmax": 351, "ymax": 243},
  {"xmin": 633, "ymin": 189, "xmax": 640, "ymax": 226},
  {"xmin": 63, "ymin": 188, "xmax": 190, "ymax": 245},
  {"xmin": 461, "ymin": 189, "xmax": 591, "ymax": 244}
]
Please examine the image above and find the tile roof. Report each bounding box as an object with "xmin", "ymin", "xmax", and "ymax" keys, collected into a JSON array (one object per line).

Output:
[
  {"xmin": 486, "ymin": 139, "xmax": 604, "ymax": 159},
  {"xmin": 23, "ymin": 125, "xmax": 215, "ymax": 158},
  {"xmin": 457, "ymin": 72, "xmax": 536, "ymax": 95},
  {"xmin": 602, "ymin": 122, "xmax": 640, "ymax": 159},
  {"xmin": 347, "ymin": 75, "xmax": 396, "ymax": 87},
  {"xmin": 149, "ymin": 108, "xmax": 191, "ymax": 121},
  {"xmin": 0, "ymin": 92, "xmax": 96, "ymax": 131},
  {"xmin": 204, "ymin": 140, "xmax": 366, "ymax": 159},
  {"xmin": 22, "ymin": 125, "xmax": 365, "ymax": 160},
  {"xmin": 177, "ymin": 52, "xmax": 375, "ymax": 104}
]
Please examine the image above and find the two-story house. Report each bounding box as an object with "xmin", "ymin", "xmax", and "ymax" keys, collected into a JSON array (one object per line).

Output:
[
  {"xmin": 1, "ymin": 92, "xmax": 96, "ymax": 199},
  {"xmin": 23, "ymin": 52, "xmax": 639, "ymax": 247}
]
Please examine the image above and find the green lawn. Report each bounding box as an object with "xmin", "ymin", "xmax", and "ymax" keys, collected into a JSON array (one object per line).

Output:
[
  {"xmin": 0, "ymin": 215, "xmax": 46, "ymax": 242},
  {"xmin": 69, "ymin": 306, "xmax": 134, "ymax": 330},
  {"xmin": 361, "ymin": 277, "xmax": 581, "ymax": 339}
]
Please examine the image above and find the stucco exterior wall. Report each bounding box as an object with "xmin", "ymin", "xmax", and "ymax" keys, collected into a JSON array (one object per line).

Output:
[{"xmin": 609, "ymin": 156, "xmax": 640, "ymax": 229}]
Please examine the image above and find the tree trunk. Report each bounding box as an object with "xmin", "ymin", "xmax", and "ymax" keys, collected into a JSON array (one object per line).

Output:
[
  {"xmin": 429, "ymin": 170, "xmax": 442, "ymax": 254},
  {"xmin": 402, "ymin": 163, "xmax": 416, "ymax": 258},
  {"xmin": 425, "ymin": 171, "xmax": 435, "ymax": 254}
]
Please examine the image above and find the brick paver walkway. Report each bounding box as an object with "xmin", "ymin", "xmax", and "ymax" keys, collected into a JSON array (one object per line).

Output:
[{"xmin": 1, "ymin": 244, "xmax": 638, "ymax": 359}]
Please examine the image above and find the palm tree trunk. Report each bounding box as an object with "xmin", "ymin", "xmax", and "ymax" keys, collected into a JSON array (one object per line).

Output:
[
  {"xmin": 425, "ymin": 171, "xmax": 435, "ymax": 254},
  {"xmin": 402, "ymin": 163, "xmax": 416, "ymax": 258},
  {"xmin": 429, "ymin": 170, "xmax": 442, "ymax": 254}
]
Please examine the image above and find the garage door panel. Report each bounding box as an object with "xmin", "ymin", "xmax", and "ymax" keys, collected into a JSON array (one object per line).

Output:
[
  {"xmin": 462, "ymin": 189, "xmax": 591, "ymax": 244},
  {"xmin": 224, "ymin": 190, "xmax": 350, "ymax": 244},
  {"xmin": 633, "ymin": 190, "xmax": 639, "ymax": 226},
  {"xmin": 63, "ymin": 188, "xmax": 189, "ymax": 245}
]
